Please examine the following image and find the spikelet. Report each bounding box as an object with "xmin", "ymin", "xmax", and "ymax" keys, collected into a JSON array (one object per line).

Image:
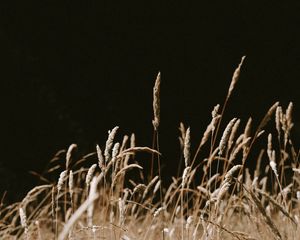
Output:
[
  {"xmin": 244, "ymin": 117, "xmax": 252, "ymax": 139},
  {"xmin": 198, "ymin": 104, "xmax": 221, "ymax": 148},
  {"xmin": 184, "ymin": 127, "xmax": 191, "ymax": 167},
  {"xmin": 224, "ymin": 165, "xmax": 242, "ymax": 181},
  {"xmin": 152, "ymin": 72, "xmax": 161, "ymax": 131},
  {"xmin": 104, "ymin": 126, "xmax": 119, "ymax": 162},
  {"xmin": 124, "ymin": 133, "xmax": 136, "ymax": 167},
  {"xmin": 292, "ymin": 168, "xmax": 300, "ymax": 174},
  {"xmin": 112, "ymin": 142, "xmax": 120, "ymax": 163},
  {"xmin": 120, "ymin": 135, "xmax": 129, "ymax": 151},
  {"xmin": 257, "ymin": 130, "xmax": 265, "ymax": 138},
  {"xmin": 212, "ymin": 104, "xmax": 220, "ymax": 119},
  {"xmin": 66, "ymin": 144, "xmax": 77, "ymax": 170},
  {"xmin": 228, "ymin": 119, "xmax": 240, "ymax": 150},
  {"xmin": 96, "ymin": 144, "xmax": 105, "ymax": 171},
  {"xmin": 57, "ymin": 170, "xmax": 67, "ymax": 193},
  {"xmin": 187, "ymin": 168, "xmax": 197, "ymax": 187},
  {"xmin": 242, "ymin": 117, "xmax": 252, "ymax": 157},
  {"xmin": 267, "ymin": 133, "xmax": 273, "ymax": 160},
  {"xmin": 214, "ymin": 165, "xmax": 242, "ymax": 206},
  {"xmin": 123, "ymin": 188, "xmax": 131, "ymax": 202},
  {"xmin": 153, "ymin": 180, "xmax": 161, "ymax": 195},
  {"xmin": 286, "ymin": 102, "xmax": 293, "ymax": 129},
  {"xmin": 133, "ymin": 184, "xmax": 146, "ymax": 195},
  {"xmin": 19, "ymin": 207, "xmax": 28, "ymax": 234},
  {"xmin": 164, "ymin": 180, "xmax": 178, "ymax": 203},
  {"xmin": 182, "ymin": 166, "xmax": 191, "ymax": 187},
  {"xmin": 179, "ymin": 122, "xmax": 186, "ymax": 149},
  {"xmin": 186, "ymin": 216, "xmax": 194, "ymax": 229},
  {"xmin": 227, "ymin": 56, "xmax": 246, "ymax": 98},
  {"xmin": 197, "ymin": 186, "xmax": 209, "ymax": 196},
  {"xmin": 211, "ymin": 104, "xmax": 220, "ymax": 132},
  {"xmin": 229, "ymin": 137, "xmax": 251, "ymax": 163},
  {"xmin": 257, "ymin": 102, "xmax": 279, "ymax": 133},
  {"xmin": 235, "ymin": 134, "xmax": 244, "ymax": 145},
  {"xmin": 200, "ymin": 123, "xmax": 213, "ymax": 148},
  {"xmin": 275, "ymin": 106, "xmax": 282, "ymax": 137},
  {"xmin": 153, "ymin": 207, "xmax": 164, "ymax": 218},
  {"xmin": 175, "ymin": 206, "xmax": 181, "ymax": 216},
  {"xmin": 218, "ymin": 118, "xmax": 237, "ymax": 155},
  {"xmin": 143, "ymin": 176, "xmax": 159, "ymax": 199},
  {"xmin": 269, "ymin": 154, "xmax": 278, "ymax": 177},
  {"xmin": 216, "ymin": 181, "xmax": 230, "ymax": 205},
  {"xmin": 86, "ymin": 164, "xmax": 97, "ymax": 187},
  {"xmin": 130, "ymin": 133, "xmax": 135, "ymax": 148},
  {"xmin": 207, "ymin": 173, "xmax": 220, "ymax": 188},
  {"xmin": 283, "ymin": 102, "xmax": 294, "ymax": 147},
  {"xmin": 68, "ymin": 170, "xmax": 74, "ymax": 198}
]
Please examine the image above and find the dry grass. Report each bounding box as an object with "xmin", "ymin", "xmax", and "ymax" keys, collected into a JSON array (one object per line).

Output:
[{"xmin": 1, "ymin": 57, "xmax": 300, "ymax": 239}]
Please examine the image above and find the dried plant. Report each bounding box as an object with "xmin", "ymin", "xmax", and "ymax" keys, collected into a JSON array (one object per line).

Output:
[
  {"xmin": 152, "ymin": 72, "xmax": 161, "ymax": 131},
  {"xmin": 1, "ymin": 61, "xmax": 299, "ymax": 240}
]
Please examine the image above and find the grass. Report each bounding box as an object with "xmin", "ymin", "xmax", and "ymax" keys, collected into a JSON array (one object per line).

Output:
[{"xmin": 1, "ymin": 56, "xmax": 300, "ymax": 239}]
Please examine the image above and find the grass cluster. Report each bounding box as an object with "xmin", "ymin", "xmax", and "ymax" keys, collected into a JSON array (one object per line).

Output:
[{"xmin": 1, "ymin": 57, "xmax": 300, "ymax": 239}]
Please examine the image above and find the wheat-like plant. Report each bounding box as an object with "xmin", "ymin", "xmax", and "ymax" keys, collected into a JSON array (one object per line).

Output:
[{"xmin": 1, "ymin": 60, "xmax": 300, "ymax": 240}]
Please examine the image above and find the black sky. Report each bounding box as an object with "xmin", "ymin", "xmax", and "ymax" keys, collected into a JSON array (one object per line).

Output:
[{"xmin": 1, "ymin": 1, "xmax": 300, "ymax": 201}]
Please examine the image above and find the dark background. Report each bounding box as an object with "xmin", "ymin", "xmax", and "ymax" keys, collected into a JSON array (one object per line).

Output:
[{"xmin": 1, "ymin": 1, "xmax": 300, "ymax": 202}]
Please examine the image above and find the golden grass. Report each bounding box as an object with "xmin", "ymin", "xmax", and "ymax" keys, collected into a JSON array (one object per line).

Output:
[{"xmin": 0, "ymin": 57, "xmax": 299, "ymax": 239}]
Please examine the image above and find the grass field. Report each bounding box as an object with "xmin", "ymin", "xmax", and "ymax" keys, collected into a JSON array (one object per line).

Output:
[{"xmin": 1, "ymin": 57, "xmax": 299, "ymax": 239}]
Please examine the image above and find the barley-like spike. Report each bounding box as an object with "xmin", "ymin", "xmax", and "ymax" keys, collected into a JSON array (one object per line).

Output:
[
  {"xmin": 216, "ymin": 181, "xmax": 230, "ymax": 205},
  {"xmin": 229, "ymin": 137, "xmax": 251, "ymax": 163},
  {"xmin": 104, "ymin": 126, "xmax": 119, "ymax": 162},
  {"xmin": 286, "ymin": 102, "xmax": 293, "ymax": 128},
  {"xmin": 228, "ymin": 119, "xmax": 240, "ymax": 150},
  {"xmin": 143, "ymin": 176, "xmax": 159, "ymax": 199},
  {"xmin": 267, "ymin": 133, "xmax": 272, "ymax": 160},
  {"xmin": 227, "ymin": 56, "xmax": 246, "ymax": 98},
  {"xmin": 186, "ymin": 216, "xmax": 194, "ymax": 229},
  {"xmin": 69, "ymin": 170, "xmax": 74, "ymax": 197},
  {"xmin": 257, "ymin": 102, "xmax": 279, "ymax": 133},
  {"xmin": 225, "ymin": 165, "xmax": 242, "ymax": 181},
  {"xmin": 153, "ymin": 180, "xmax": 161, "ymax": 195},
  {"xmin": 219, "ymin": 118, "xmax": 237, "ymax": 155},
  {"xmin": 86, "ymin": 164, "xmax": 97, "ymax": 187},
  {"xmin": 19, "ymin": 208, "xmax": 28, "ymax": 234},
  {"xmin": 96, "ymin": 144, "xmax": 105, "ymax": 171},
  {"xmin": 212, "ymin": 104, "xmax": 220, "ymax": 118},
  {"xmin": 182, "ymin": 166, "xmax": 191, "ymax": 187},
  {"xmin": 66, "ymin": 144, "xmax": 77, "ymax": 170},
  {"xmin": 57, "ymin": 170, "xmax": 68, "ymax": 193},
  {"xmin": 270, "ymin": 156, "xmax": 278, "ymax": 177},
  {"xmin": 152, "ymin": 72, "xmax": 161, "ymax": 131},
  {"xmin": 275, "ymin": 106, "xmax": 282, "ymax": 136},
  {"xmin": 112, "ymin": 142, "xmax": 120, "ymax": 163},
  {"xmin": 153, "ymin": 207, "xmax": 164, "ymax": 218},
  {"xmin": 184, "ymin": 127, "xmax": 191, "ymax": 167}
]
